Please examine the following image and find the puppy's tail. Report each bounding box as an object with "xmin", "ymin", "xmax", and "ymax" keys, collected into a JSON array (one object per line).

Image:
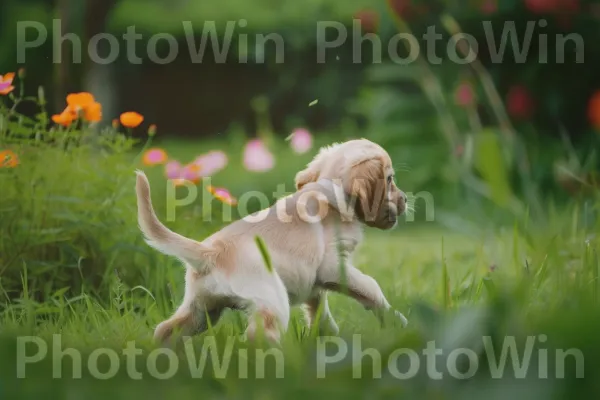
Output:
[{"xmin": 135, "ymin": 170, "xmax": 215, "ymax": 270}]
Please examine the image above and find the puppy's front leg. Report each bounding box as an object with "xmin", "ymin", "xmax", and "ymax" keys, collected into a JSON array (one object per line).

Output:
[
  {"xmin": 318, "ymin": 265, "xmax": 408, "ymax": 327},
  {"xmin": 305, "ymin": 290, "xmax": 340, "ymax": 335}
]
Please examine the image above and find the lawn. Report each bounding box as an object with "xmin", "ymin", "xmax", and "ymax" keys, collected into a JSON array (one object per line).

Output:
[
  {"xmin": 0, "ymin": 225, "xmax": 543, "ymax": 398},
  {"xmin": 2, "ymin": 132, "xmax": 600, "ymax": 399}
]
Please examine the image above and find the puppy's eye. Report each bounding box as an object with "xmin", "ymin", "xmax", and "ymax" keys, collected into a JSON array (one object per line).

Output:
[{"xmin": 387, "ymin": 175, "xmax": 393, "ymax": 184}]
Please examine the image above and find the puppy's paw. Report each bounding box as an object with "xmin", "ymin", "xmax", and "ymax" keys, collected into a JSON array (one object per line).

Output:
[
  {"xmin": 394, "ymin": 310, "xmax": 408, "ymax": 327},
  {"xmin": 373, "ymin": 308, "xmax": 408, "ymax": 328},
  {"xmin": 316, "ymin": 320, "xmax": 340, "ymax": 337}
]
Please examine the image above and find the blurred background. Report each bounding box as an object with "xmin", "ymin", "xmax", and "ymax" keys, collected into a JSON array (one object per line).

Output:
[{"xmin": 1, "ymin": 0, "xmax": 599, "ymax": 214}]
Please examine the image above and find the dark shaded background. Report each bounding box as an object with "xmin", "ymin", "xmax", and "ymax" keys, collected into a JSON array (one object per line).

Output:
[{"xmin": 1, "ymin": 0, "xmax": 599, "ymax": 137}]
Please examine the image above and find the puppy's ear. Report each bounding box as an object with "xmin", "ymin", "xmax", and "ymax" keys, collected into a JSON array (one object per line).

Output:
[
  {"xmin": 345, "ymin": 158, "xmax": 386, "ymax": 226},
  {"xmin": 294, "ymin": 143, "xmax": 341, "ymax": 190},
  {"xmin": 295, "ymin": 167, "xmax": 318, "ymax": 190}
]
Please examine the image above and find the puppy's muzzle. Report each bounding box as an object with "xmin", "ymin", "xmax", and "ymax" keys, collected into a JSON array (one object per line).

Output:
[{"xmin": 397, "ymin": 191, "xmax": 407, "ymax": 215}]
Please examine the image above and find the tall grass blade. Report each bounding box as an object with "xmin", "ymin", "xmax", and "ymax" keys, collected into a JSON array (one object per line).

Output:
[{"xmin": 255, "ymin": 235, "xmax": 273, "ymax": 273}]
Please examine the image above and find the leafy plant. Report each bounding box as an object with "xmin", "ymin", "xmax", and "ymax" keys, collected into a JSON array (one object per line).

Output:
[{"xmin": 0, "ymin": 71, "xmax": 150, "ymax": 299}]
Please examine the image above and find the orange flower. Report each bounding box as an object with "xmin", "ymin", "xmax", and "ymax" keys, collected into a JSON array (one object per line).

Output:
[
  {"xmin": 67, "ymin": 92, "xmax": 95, "ymax": 110},
  {"xmin": 171, "ymin": 178, "xmax": 188, "ymax": 187},
  {"xmin": 51, "ymin": 107, "xmax": 76, "ymax": 127},
  {"xmin": 84, "ymin": 101, "xmax": 102, "ymax": 122},
  {"xmin": 0, "ymin": 149, "xmax": 19, "ymax": 168},
  {"xmin": 0, "ymin": 72, "xmax": 15, "ymax": 95},
  {"xmin": 120, "ymin": 112, "xmax": 144, "ymax": 128},
  {"xmin": 65, "ymin": 92, "xmax": 102, "ymax": 123}
]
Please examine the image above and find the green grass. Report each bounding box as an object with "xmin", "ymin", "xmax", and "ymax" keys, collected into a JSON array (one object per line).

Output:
[
  {"xmin": 2, "ymin": 221, "xmax": 600, "ymax": 399},
  {"xmin": 2, "ymin": 132, "xmax": 600, "ymax": 399}
]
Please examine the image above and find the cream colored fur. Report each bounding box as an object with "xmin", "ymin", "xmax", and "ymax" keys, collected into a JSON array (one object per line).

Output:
[{"xmin": 135, "ymin": 139, "xmax": 408, "ymax": 344}]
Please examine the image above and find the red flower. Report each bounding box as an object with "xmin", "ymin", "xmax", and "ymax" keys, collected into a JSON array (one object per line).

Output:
[
  {"xmin": 387, "ymin": 0, "xmax": 426, "ymax": 20},
  {"xmin": 524, "ymin": 0, "xmax": 578, "ymax": 14},
  {"xmin": 481, "ymin": 0, "xmax": 498, "ymax": 14},
  {"xmin": 506, "ymin": 85, "xmax": 535, "ymax": 119},
  {"xmin": 388, "ymin": 0, "xmax": 411, "ymax": 17},
  {"xmin": 561, "ymin": 0, "xmax": 580, "ymax": 12},
  {"xmin": 587, "ymin": 91, "xmax": 600, "ymax": 129},
  {"xmin": 556, "ymin": 0, "xmax": 580, "ymax": 29},
  {"xmin": 454, "ymin": 82, "xmax": 475, "ymax": 107},
  {"xmin": 525, "ymin": 0, "xmax": 560, "ymax": 13},
  {"xmin": 354, "ymin": 9, "xmax": 379, "ymax": 33}
]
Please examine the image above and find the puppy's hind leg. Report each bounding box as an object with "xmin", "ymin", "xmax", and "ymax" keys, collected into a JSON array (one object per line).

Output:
[
  {"xmin": 154, "ymin": 268, "xmax": 224, "ymax": 344},
  {"xmin": 154, "ymin": 298, "xmax": 226, "ymax": 345},
  {"xmin": 227, "ymin": 271, "xmax": 290, "ymax": 344}
]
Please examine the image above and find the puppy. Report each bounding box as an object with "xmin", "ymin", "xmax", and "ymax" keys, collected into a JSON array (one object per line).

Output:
[{"xmin": 136, "ymin": 139, "xmax": 408, "ymax": 343}]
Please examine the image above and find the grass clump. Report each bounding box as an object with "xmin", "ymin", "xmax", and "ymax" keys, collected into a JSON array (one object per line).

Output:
[{"xmin": 0, "ymin": 73, "xmax": 151, "ymax": 300}]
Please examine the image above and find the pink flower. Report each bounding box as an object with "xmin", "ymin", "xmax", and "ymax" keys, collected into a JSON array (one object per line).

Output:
[
  {"xmin": 289, "ymin": 128, "xmax": 313, "ymax": 154},
  {"xmin": 142, "ymin": 148, "xmax": 168, "ymax": 166},
  {"xmin": 207, "ymin": 185, "xmax": 237, "ymax": 205},
  {"xmin": 180, "ymin": 164, "xmax": 201, "ymax": 184},
  {"xmin": 506, "ymin": 85, "xmax": 535, "ymax": 119},
  {"xmin": 454, "ymin": 82, "xmax": 475, "ymax": 107},
  {"xmin": 243, "ymin": 139, "xmax": 274, "ymax": 172},
  {"xmin": 0, "ymin": 72, "xmax": 15, "ymax": 95},
  {"xmin": 194, "ymin": 150, "xmax": 228, "ymax": 177},
  {"xmin": 165, "ymin": 160, "xmax": 203, "ymax": 185},
  {"xmin": 0, "ymin": 81, "xmax": 10, "ymax": 93},
  {"xmin": 165, "ymin": 161, "xmax": 182, "ymax": 180}
]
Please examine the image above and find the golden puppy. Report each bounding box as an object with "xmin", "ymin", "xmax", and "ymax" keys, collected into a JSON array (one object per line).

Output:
[{"xmin": 136, "ymin": 139, "xmax": 408, "ymax": 343}]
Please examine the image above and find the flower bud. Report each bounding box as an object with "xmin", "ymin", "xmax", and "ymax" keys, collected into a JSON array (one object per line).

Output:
[{"xmin": 37, "ymin": 86, "xmax": 46, "ymax": 105}]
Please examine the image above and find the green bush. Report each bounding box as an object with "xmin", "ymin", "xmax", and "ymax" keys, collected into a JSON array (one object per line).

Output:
[{"xmin": 0, "ymin": 78, "xmax": 151, "ymax": 299}]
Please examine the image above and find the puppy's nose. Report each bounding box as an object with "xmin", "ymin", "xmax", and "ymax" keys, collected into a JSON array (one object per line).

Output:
[{"xmin": 400, "ymin": 191, "xmax": 407, "ymax": 204}]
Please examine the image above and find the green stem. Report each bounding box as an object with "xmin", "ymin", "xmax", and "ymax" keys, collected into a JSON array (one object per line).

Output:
[
  {"xmin": 130, "ymin": 134, "xmax": 153, "ymax": 167},
  {"xmin": 386, "ymin": 8, "xmax": 461, "ymax": 159},
  {"xmin": 439, "ymin": 14, "xmax": 542, "ymax": 217}
]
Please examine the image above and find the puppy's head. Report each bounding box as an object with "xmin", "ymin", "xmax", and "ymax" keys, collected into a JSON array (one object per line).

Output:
[{"xmin": 295, "ymin": 139, "xmax": 407, "ymax": 229}]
